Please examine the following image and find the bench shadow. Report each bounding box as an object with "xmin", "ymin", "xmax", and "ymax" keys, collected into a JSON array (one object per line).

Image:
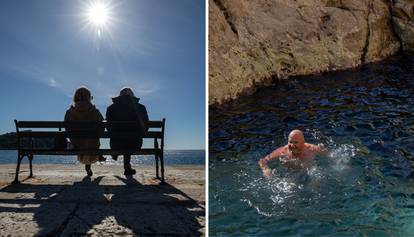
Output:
[{"xmin": 0, "ymin": 176, "xmax": 204, "ymax": 236}]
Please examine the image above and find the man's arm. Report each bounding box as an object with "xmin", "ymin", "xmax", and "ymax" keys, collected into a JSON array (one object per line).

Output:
[
  {"xmin": 308, "ymin": 143, "xmax": 329, "ymax": 156},
  {"xmin": 258, "ymin": 146, "xmax": 285, "ymax": 177},
  {"xmin": 315, "ymin": 144, "xmax": 329, "ymax": 155}
]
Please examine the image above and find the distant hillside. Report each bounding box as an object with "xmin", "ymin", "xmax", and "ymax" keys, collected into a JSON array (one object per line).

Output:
[
  {"xmin": 0, "ymin": 132, "xmax": 17, "ymax": 149},
  {"xmin": 0, "ymin": 132, "xmax": 54, "ymax": 150}
]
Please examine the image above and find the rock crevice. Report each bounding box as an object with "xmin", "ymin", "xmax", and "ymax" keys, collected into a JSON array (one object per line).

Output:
[
  {"xmin": 361, "ymin": 0, "xmax": 373, "ymax": 64},
  {"xmin": 212, "ymin": 0, "xmax": 238, "ymax": 35}
]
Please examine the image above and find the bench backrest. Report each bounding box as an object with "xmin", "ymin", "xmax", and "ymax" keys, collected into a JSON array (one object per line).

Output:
[{"xmin": 14, "ymin": 119, "xmax": 165, "ymax": 150}]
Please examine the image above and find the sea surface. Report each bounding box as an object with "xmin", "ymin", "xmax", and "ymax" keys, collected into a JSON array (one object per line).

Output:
[
  {"xmin": 209, "ymin": 53, "xmax": 414, "ymax": 236},
  {"xmin": 0, "ymin": 150, "xmax": 205, "ymax": 165}
]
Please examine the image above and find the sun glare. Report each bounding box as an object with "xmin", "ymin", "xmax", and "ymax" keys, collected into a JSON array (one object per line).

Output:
[
  {"xmin": 81, "ymin": 0, "xmax": 115, "ymax": 38},
  {"xmin": 87, "ymin": 2, "xmax": 109, "ymax": 27}
]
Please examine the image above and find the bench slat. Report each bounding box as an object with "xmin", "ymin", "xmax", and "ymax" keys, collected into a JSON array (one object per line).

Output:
[
  {"xmin": 18, "ymin": 131, "xmax": 163, "ymax": 139},
  {"xmin": 147, "ymin": 121, "xmax": 163, "ymax": 127},
  {"xmin": 19, "ymin": 148, "xmax": 161, "ymax": 156}
]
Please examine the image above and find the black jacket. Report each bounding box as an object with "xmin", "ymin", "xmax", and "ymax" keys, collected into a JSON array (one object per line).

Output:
[{"xmin": 106, "ymin": 95, "xmax": 149, "ymax": 149}]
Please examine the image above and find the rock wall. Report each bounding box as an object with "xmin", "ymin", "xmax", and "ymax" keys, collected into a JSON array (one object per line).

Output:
[
  {"xmin": 392, "ymin": 0, "xmax": 414, "ymax": 50},
  {"xmin": 209, "ymin": 0, "xmax": 414, "ymax": 105}
]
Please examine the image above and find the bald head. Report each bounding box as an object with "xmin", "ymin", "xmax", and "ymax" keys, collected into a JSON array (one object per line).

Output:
[
  {"xmin": 288, "ymin": 129, "xmax": 305, "ymax": 154},
  {"xmin": 289, "ymin": 129, "xmax": 304, "ymax": 142}
]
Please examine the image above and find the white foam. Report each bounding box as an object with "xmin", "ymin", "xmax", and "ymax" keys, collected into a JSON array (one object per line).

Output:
[{"xmin": 328, "ymin": 144, "xmax": 356, "ymax": 171}]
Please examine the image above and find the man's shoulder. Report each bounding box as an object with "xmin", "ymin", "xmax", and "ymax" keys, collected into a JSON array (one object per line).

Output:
[
  {"xmin": 305, "ymin": 143, "xmax": 327, "ymax": 154},
  {"xmin": 305, "ymin": 143, "xmax": 319, "ymax": 150},
  {"xmin": 137, "ymin": 103, "xmax": 147, "ymax": 109},
  {"xmin": 275, "ymin": 145, "xmax": 289, "ymax": 153},
  {"xmin": 305, "ymin": 143, "xmax": 318, "ymax": 147},
  {"xmin": 106, "ymin": 103, "xmax": 116, "ymax": 110}
]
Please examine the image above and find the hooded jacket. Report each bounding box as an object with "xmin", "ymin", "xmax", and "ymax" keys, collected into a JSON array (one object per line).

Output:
[
  {"xmin": 106, "ymin": 95, "xmax": 149, "ymax": 149},
  {"xmin": 64, "ymin": 102, "xmax": 103, "ymax": 164}
]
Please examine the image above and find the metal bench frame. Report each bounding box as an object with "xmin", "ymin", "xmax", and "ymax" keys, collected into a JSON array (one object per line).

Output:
[{"xmin": 12, "ymin": 119, "xmax": 166, "ymax": 184}]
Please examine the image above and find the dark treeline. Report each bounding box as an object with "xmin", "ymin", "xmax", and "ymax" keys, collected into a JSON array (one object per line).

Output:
[
  {"xmin": 0, "ymin": 132, "xmax": 54, "ymax": 150},
  {"xmin": 0, "ymin": 132, "xmax": 17, "ymax": 149}
]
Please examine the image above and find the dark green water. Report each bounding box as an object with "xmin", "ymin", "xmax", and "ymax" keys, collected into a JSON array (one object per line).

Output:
[{"xmin": 209, "ymin": 53, "xmax": 414, "ymax": 236}]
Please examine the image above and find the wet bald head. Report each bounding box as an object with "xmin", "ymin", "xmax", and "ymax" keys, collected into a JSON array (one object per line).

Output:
[
  {"xmin": 288, "ymin": 129, "xmax": 305, "ymax": 142},
  {"xmin": 288, "ymin": 129, "xmax": 305, "ymax": 154}
]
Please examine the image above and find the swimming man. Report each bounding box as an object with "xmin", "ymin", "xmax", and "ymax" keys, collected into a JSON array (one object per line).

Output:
[{"xmin": 258, "ymin": 129, "xmax": 328, "ymax": 177}]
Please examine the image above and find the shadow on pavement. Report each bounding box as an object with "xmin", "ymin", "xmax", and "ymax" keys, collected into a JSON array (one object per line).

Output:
[{"xmin": 0, "ymin": 176, "xmax": 204, "ymax": 236}]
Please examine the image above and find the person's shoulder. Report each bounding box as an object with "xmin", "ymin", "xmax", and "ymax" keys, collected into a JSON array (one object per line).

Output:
[
  {"xmin": 92, "ymin": 105, "xmax": 103, "ymax": 114},
  {"xmin": 138, "ymin": 102, "xmax": 147, "ymax": 108},
  {"xmin": 275, "ymin": 145, "xmax": 288, "ymax": 153},
  {"xmin": 94, "ymin": 105, "xmax": 102, "ymax": 111},
  {"xmin": 65, "ymin": 106, "xmax": 75, "ymax": 115},
  {"xmin": 305, "ymin": 143, "xmax": 319, "ymax": 150},
  {"xmin": 306, "ymin": 143, "xmax": 328, "ymax": 154},
  {"xmin": 106, "ymin": 103, "xmax": 115, "ymax": 110},
  {"xmin": 64, "ymin": 106, "xmax": 76, "ymax": 121}
]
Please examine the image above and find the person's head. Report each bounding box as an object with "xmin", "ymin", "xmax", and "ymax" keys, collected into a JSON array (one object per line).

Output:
[
  {"xmin": 119, "ymin": 87, "xmax": 135, "ymax": 97},
  {"xmin": 288, "ymin": 129, "xmax": 305, "ymax": 154},
  {"xmin": 73, "ymin": 86, "xmax": 92, "ymax": 103}
]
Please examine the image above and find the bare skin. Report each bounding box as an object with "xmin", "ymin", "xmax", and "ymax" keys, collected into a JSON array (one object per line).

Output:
[{"xmin": 258, "ymin": 130, "xmax": 328, "ymax": 177}]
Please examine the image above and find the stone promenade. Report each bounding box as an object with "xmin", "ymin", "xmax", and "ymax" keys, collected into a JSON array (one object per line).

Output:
[{"xmin": 0, "ymin": 164, "xmax": 205, "ymax": 236}]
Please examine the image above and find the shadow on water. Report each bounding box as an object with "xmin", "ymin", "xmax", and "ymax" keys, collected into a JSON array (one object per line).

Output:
[
  {"xmin": 209, "ymin": 52, "xmax": 414, "ymax": 236},
  {"xmin": 0, "ymin": 176, "xmax": 203, "ymax": 236}
]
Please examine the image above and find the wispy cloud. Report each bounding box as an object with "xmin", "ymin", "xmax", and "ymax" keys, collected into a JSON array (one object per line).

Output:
[{"xmin": 49, "ymin": 77, "xmax": 59, "ymax": 88}]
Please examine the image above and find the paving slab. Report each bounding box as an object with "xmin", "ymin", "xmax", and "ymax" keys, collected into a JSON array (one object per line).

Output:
[{"xmin": 0, "ymin": 164, "xmax": 205, "ymax": 236}]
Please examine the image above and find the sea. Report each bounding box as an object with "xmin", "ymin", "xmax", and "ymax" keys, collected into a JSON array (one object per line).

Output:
[
  {"xmin": 0, "ymin": 149, "xmax": 205, "ymax": 165},
  {"xmin": 210, "ymin": 52, "xmax": 414, "ymax": 236}
]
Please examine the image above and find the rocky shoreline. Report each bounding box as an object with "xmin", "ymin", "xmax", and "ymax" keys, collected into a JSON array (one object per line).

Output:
[
  {"xmin": 0, "ymin": 164, "xmax": 205, "ymax": 236},
  {"xmin": 209, "ymin": 0, "xmax": 414, "ymax": 105}
]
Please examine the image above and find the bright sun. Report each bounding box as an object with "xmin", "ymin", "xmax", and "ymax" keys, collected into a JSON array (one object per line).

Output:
[
  {"xmin": 81, "ymin": 0, "xmax": 115, "ymax": 38},
  {"xmin": 87, "ymin": 2, "xmax": 109, "ymax": 27}
]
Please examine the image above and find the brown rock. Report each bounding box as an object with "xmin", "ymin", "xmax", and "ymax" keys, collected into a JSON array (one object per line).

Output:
[
  {"xmin": 392, "ymin": 0, "xmax": 414, "ymax": 50},
  {"xmin": 209, "ymin": 0, "xmax": 402, "ymax": 105}
]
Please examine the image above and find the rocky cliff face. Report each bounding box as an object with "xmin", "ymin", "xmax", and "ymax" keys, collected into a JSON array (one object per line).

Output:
[
  {"xmin": 392, "ymin": 0, "xmax": 414, "ymax": 49},
  {"xmin": 209, "ymin": 0, "xmax": 414, "ymax": 105}
]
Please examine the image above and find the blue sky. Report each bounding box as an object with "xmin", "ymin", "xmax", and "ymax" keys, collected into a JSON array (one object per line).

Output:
[{"xmin": 0, "ymin": 0, "xmax": 205, "ymax": 150}]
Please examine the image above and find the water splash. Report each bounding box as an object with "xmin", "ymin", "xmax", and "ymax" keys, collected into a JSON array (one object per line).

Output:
[{"xmin": 328, "ymin": 144, "xmax": 356, "ymax": 171}]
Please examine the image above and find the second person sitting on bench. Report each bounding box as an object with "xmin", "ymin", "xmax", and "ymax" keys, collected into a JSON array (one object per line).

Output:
[{"xmin": 106, "ymin": 87, "xmax": 149, "ymax": 175}]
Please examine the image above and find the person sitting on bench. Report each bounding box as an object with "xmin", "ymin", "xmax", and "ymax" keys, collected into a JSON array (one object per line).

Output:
[
  {"xmin": 106, "ymin": 87, "xmax": 149, "ymax": 176},
  {"xmin": 64, "ymin": 86, "xmax": 104, "ymax": 176}
]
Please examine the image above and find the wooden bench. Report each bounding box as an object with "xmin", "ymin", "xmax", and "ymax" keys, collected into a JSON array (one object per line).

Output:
[{"xmin": 12, "ymin": 119, "xmax": 165, "ymax": 184}]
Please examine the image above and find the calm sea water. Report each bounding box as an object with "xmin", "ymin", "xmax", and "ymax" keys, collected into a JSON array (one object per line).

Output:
[
  {"xmin": 209, "ymin": 53, "xmax": 414, "ymax": 236},
  {"xmin": 0, "ymin": 150, "xmax": 205, "ymax": 165}
]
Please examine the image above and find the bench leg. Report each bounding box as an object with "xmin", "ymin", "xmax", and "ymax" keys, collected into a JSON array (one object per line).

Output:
[
  {"xmin": 160, "ymin": 153, "xmax": 165, "ymax": 184},
  {"xmin": 12, "ymin": 154, "xmax": 25, "ymax": 184},
  {"xmin": 155, "ymin": 154, "xmax": 160, "ymax": 179},
  {"xmin": 28, "ymin": 154, "xmax": 34, "ymax": 178}
]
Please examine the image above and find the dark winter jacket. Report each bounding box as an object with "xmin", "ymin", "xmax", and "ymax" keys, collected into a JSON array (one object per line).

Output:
[
  {"xmin": 106, "ymin": 95, "xmax": 149, "ymax": 150},
  {"xmin": 64, "ymin": 101, "xmax": 104, "ymax": 150}
]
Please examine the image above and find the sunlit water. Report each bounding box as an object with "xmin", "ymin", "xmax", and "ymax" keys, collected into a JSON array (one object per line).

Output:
[
  {"xmin": 0, "ymin": 150, "xmax": 204, "ymax": 165},
  {"xmin": 209, "ymin": 53, "xmax": 414, "ymax": 236}
]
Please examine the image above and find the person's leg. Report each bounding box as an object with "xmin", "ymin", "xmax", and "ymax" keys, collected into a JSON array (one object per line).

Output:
[
  {"xmin": 85, "ymin": 164, "xmax": 93, "ymax": 176},
  {"xmin": 98, "ymin": 155, "xmax": 106, "ymax": 162},
  {"xmin": 123, "ymin": 154, "xmax": 131, "ymax": 170},
  {"xmin": 123, "ymin": 154, "xmax": 136, "ymax": 175},
  {"xmin": 109, "ymin": 139, "xmax": 119, "ymax": 161}
]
